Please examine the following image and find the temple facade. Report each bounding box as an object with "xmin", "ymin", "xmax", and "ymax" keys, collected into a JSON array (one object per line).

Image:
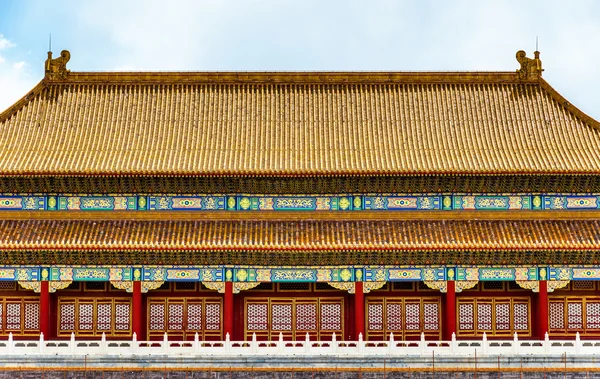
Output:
[{"xmin": 0, "ymin": 49, "xmax": 599, "ymax": 342}]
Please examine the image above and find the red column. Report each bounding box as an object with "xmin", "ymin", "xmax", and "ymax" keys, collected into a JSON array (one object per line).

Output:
[
  {"xmin": 354, "ymin": 281, "xmax": 364, "ymax": 339},
  {"xmin": 444, "ymin": 280, "xmax": 456, "ymax": 340},
  {"xmin": 538, "ymin": 280, "xmax": 549, "ymax": 339},
  {"xmin": 224, "ymin": 281, "xmax": 233, "ymax": 339},
  {"xmin": 39, "ymin": 281, "xmax": 49, "ymax": 337},
  {"xmin": 132, "ymin": 281, "xmax": 143, "ymax": 339}
]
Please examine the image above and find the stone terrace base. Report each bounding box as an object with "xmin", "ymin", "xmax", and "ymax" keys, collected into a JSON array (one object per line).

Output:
[{"xmin": 1, "ymin": 356, "xmax": 600, "ymax": 378}]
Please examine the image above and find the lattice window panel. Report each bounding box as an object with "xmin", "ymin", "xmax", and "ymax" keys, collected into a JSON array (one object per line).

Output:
[
  {"xmin": 366, "ymin": 297, "xmax": 441, "ymax": 340},
  {"xmin": 278, "ymin": 283, "xmax": 310, "ymax": 291},
  {"xmin": 57, "ymin": 298, "xmax": 131, "ymax": 337},
  {"xmin": 148, "ymin": 298, "xmax": 222, "ymax": 340},
  {"xmin": 0, "ymin": 297, "xmax": 40, "ymax": 336},
  {"xmin": 245, "ymin": 298, "xmax": 343, "ymax": 341},
  {"xmin": 315, "ymin": 283, "xmax": 336, "ymax": 291},
  {"xmin": 459, "ymin": 303, "xmax": 474, "ymax": 331},
  {"xmin": 573, "ymin": 281, "xmax": 595, "ymax": 291},
  {"xmin": 549, "ymin": 301, "xmax": 565, "ymax": 330},
  {"xmin": 320, "ymin": 302, "xmax": 342, "ymax": 331},
  {"xmin": 568, "ymin": 302, "xmax": 583, "ymax": 330},
  {"xmin": 392, "ymin": 282, "xmax": 415, "ymax": 291},
  {"xmin": 250, "ymin": 283, "xmax": 274, "ymax": 291},
  {"xmin": 457, "ymin": 297, "xmax": 530, "ymax": 337},
  {"xmin": 296, "ymin": 303, "xmax": 317, "ymax": 330},
  {"xmin": 0, "ymin": 282, "xmax": 16, "ymax": 291},
  {"xmin": 247, "ymin": 302, "xmax": 269, "ymax": 331},
  {"xmin": 272, "ymin": 304, "xmax": 293, "ymax": 331},
  {"xmin": 84, "ymin": 282, "xmax": 107, "ymax": 291},
  {"xmin": 549, "ymin": 296, "xmax": 600, "ymax": 336},
  {"xmin": 174, "ymin": 282, "xmax": 197, "ymax": 291},
  {"xmin": 368, "ymin": 302, "xmax": 384, "ymax": 331},
  {"xmin": 482, "ymin": 282, "xmax": 505, "ymax": 291}
]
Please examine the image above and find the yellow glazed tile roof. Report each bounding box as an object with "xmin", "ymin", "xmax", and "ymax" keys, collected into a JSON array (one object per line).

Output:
[
  {"xmin": 0, "ymin": 69, "xmax": 599, "ymax": 176},
  {"xmin": 0, "ymin": 218, "xmax": 598, "ymax": 252}
]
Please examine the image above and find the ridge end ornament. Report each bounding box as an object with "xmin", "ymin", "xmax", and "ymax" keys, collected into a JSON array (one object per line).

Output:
[
  {"xmin": 516, "ymin": 50, "xmax": 543, "ymax": 80},
  {"xmin": 45, "ymin": 50, "xmax": 71, "ymax": 80}
]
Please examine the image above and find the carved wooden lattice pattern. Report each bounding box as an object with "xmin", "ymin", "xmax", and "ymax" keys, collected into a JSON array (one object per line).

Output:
[
  {"xmin": 477, "ymin": 303, "xmax": 492, "ymax": 331},
  {"xmin": 366, "ymin": 297, "xmax": 441, "ymax": 340},
  {"xmin": 187, "ymin": 303, "xmax": 202, "ymax": 330},
  {"xmin": 147, "ymin": 298, "xmax": 222, "ymax": 340},
  {"xmin": 586, "ymin": 302, "xmax": 600, "ymax": 330},
  {"xmin": 24, "ymin": 303, "xmax": 39, "ymax": 331},
  {"xmin": 58, "ymin": 298, "xmax": 131, "ymax": 337},
  {"xmin": 168, "ymin": 303, "xmax": 184, "ymax": 330},
  {"xmin": 568, "ymin": 302, "xmax": 583, "ymax": 330},
  {"xmin": 386, "ymin": 303, "xmax": 401, "ymax": 331},
  {"xmin": 245, "ymin": 298, "xmax": 343, "ymax": 341},
  {"xmin": 513, "ymin": 303, "xmax": 529, "ymax": 330},
  {"xmin": 550, "ymin": 302, "xmax": 565, "ymax": 330},
  {"xmin": 423, "ymin": 303, "xmax": 439, "ymax": 330},
  {"xmin": 296, "ymin": 303, "xmax": 317, "ymax": 331},
  {"xmin": 60, "ymin": 303, "xmax": 75, "ymax": 331},
  {"xmin": 6, "ymin": 303, "xmax": 20, "ymax": 330},
  {"xmin": 368, "ymin": 303, "xmax": 383, "ymax": 331},
  {"xmin": 115, "ymin": 303, "xmax": 130, "ymax": 331},
  {"xmin": 272, "ymin": 304, "xmax": 293, "ymax": 331},
  {"xmin": 149, "ymin": 303, "xmax": 165, "ymax": 331},
  {"xmin": 549, "ymin": 297, "xmax": 600, "ymax": 336},
  {"xmin": 247, "ymin": 303, "xmax": 268, "ymax": 331},
  {"xmin": 457, "ymin": 298, "xmax": 530, "ymax": 337},
  {"xmin": 320, "ymin": 303, "xmax": 341, "ymax": 331},
  {"xmin": 97, "ymin": 303, "xmax": 112, "ymax": 331},
  {"xmin": 495, "ymin": 303, "xmax": 510, "ymax": 330},
  {"xmin": 459, "ymin": 303, "xmax": 474, "ymax": 331}
]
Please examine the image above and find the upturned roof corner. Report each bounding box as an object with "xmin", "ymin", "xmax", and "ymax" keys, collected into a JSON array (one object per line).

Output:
[
  {"xmin": 44, "ymin": 50, "xmax": 70, "ymax": 80},
  {"xmin": 516, "ymin": 50, "xmax": 543, "ymax": 80}
]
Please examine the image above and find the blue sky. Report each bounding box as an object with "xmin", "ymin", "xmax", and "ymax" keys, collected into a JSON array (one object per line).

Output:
[{"xmin": 1, "ymin": 0, "xmax": 599, "ymax": 120}]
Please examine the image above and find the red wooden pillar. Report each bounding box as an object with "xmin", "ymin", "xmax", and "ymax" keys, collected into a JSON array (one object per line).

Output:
[
  {"xmin": 132, "ymin": 281, "xmax": 143, "ymax": 339},
  {"xmin": 39, "ymin": 281, "xmax": 50, "ymax": 337},
  {"xmin": 444, "ymin": 280, "xmax": 456, "ymax": 340},
  {"xmin": 224, "ymin": 281, "xmax": 234, "ymax": 339},
  {"xmin": 354, "ymin": 281, "xmax": 364, "ymax": 339},
  {"xmin": 538, "ymin": 280, "xmax": 549, "ymax": 339}
]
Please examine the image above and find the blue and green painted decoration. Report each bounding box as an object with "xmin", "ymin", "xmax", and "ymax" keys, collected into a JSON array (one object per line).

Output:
[{"xmin": 0, "ymin": 194, "xmax": 598, "ymax": 211}]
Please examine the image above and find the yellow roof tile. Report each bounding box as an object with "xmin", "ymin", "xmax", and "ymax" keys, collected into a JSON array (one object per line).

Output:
[
  {"xmin": 0, "ymin": 71, "xmax": 598, "ymax": 176},
  {"xmin": 0, "ymin": 218, "xmax": 597, "ymax": 252}
]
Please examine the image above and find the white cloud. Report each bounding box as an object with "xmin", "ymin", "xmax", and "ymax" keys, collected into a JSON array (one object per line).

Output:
[
  {"xmin": 12, "ymin": 61, "xmax": 25, "ymax": 70},
  {"xmin": 0, "ymin": 34, "xmax": 16, "ymax": 50},
  {"xmin": 0, "ymin": 54, "xmax": 4, "ymax": 64}
]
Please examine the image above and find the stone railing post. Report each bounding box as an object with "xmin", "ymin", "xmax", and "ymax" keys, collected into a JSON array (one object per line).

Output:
[
  {"xmin": 331, "ymin": 333, "xmax": 338, "ymax": 354},
  {"xmin": 419, "ymin": 332, "xmax": 426, "ymax": 355},
  {"xmin": 451, "ymin": 332, "xmax": 458, "ymax": 355},
  {"xmin": 225, "ymin": 333, "xmax": 231, "ymax": 354},
  {"xmin": 512, "ymin": 332, "xmax": 519, "ymax": 354},
  {"xmin": 544, "ymin": 332, "xmax": 550, "ymax": 354},
  {"xmin": 129, "ymin": 332, "xmax": 135, "ymax": 355},
  {"xmin": 69, "ymin": 333, "xmax": 76, "ymax": 354},
  {"xmin": 277, "ymin": 332, "xmax": 284, "ymax": 353},
  {"xmin": 575, "ymin": 332, "xmax": 581, "ymax": 354},
  {"xmin": 304, "ymin": 333, "xmax": 311, "ymax": 354},
  {"xmin": 251, "ymin": 333, "xmax": 258, "ymax": 354},
  {"xmin": 194, "ymin": 332, "xmax": 200, "ymax": 354},
  {"xmin": 7, "ymin": 333, "xmax": 13, "ymax": 355},
  {"xmin": 481, "ymin": 333, "xmax": 488, "ymax": 356},
  {"xmin": 102, "ymin": 332, "xmax": 108, "ymax": 355},
  {"xmin": 162, "ymin": 332, "xmax": 169, "ymax": 354},
  {"xmin": 388, "ymin": 332, "xmax": 395, "ymax": 355},
  {"xmin": 357, "ymin": 333, "xmax": 364, "ymax": 354},
  {"xmin": 39, "ymin": 332, "xmax": 45, "ymax": 355}
]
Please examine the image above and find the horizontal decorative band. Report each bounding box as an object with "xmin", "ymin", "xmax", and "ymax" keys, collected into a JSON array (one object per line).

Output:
[
  {"xmin": 0, "ymin": 194, "xmax": 599, "ymax": 211},
  {"xmin": 0, "ymin": 265, "xmax": 594, "ymax": 282}
]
